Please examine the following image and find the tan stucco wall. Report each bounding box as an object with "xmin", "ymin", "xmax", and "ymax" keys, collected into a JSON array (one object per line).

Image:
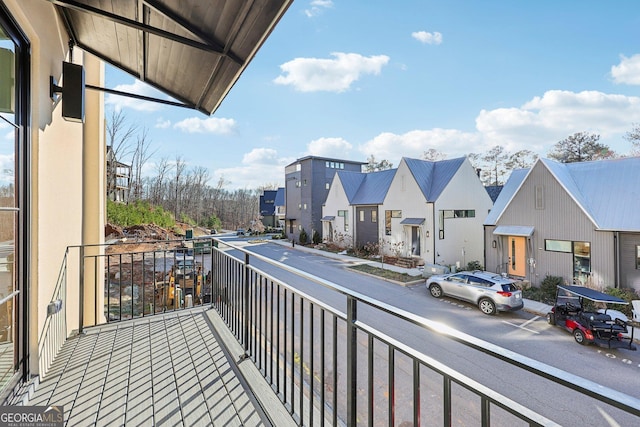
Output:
[{"xmin": 5, "ymin": 0, "xmax": 105, "ymax": 375}]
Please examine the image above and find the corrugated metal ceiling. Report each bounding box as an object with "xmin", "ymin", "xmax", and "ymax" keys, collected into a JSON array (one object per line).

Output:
[{"xmin": 50, "ymin": 0, "xmax": 293, "ymax": 115}]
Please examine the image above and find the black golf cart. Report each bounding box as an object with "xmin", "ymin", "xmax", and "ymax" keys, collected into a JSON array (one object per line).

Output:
[{"xmin": 546, "ymin": 285, "xmax": 636, "ymax": 350}]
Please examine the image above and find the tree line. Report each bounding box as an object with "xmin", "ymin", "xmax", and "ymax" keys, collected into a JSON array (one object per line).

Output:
[{"xmin": 109, "ymin": 109, "xmax": 640, "ymax": 229}]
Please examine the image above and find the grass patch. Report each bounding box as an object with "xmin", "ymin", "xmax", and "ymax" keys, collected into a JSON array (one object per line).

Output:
[{"xmin": 349, "ymin": 264, "xmax": 419, "ymax": 283}]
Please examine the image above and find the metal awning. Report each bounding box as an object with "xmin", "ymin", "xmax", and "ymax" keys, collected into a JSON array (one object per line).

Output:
[
  {"xmin": 400, "ymin": 218, "xmax": 425, "ymax": 225},
  {"xmin": 321, "ymin": 216, "xmax": 335, "ymax": 221},
  {"xmin": 50, "ymin": 0, "xmax": 293, "ymax": 115},
  {"xmin": 493, "ymin": 225, "xmax": 535, "ymax": 237}
]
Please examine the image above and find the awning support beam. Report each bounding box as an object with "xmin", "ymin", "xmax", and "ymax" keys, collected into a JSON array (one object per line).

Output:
[{"xmin": 47, "ymin": 0, "xmax": 243, "ymax": 64}]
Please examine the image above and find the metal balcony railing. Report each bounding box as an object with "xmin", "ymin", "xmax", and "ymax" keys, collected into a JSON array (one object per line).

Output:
[{"xmin": 41, "ymin": 236, "xmax": 640, "ymax": 426}]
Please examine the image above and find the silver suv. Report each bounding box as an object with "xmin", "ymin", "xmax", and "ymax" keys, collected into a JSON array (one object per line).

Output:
[{"xmin": 426, "ymin": 270, "xmax": 524, "ymax": 315}]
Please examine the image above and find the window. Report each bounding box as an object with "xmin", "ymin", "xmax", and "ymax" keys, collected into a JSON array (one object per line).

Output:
[
  {"xmin": 295, "ymin": 181, "xmax": 301, "ymax": 188},
  {"xmin": 338, "ymin": 210, "xmax": 349, "ymax": 231},
  {"xmin": 573, "ymin": 241, "xmax": 591, "ymax": 284},
  {"xmin": 359, "ymin": 211, "xmax": 364, "ymax": 222},
  {"xmin": 326, "ymin": 161, "xmax": 330, "ymax": 167},
  {"xmin": 325, "ymin": 182, "xmax": 330, "ymax": 190},
  {"xmin": 441, "ymin": 210, "xmax": 475, "ymax": 219},
  {"xmin": 535, "ymin": 185, "xmax": 544, "ymax": 210},
  {"xmin": 303, "ymin": 179, "xmax": 307, "ymax": 186},
  {"xmin": 296, "ymin": 164, "xmax": 301, "ymax": 171},
  {"xmin": 298, "ymin": 204, "xmax": 302, "ymax": 209},
  {"xmin": 545, "ymin": 240, "xmax": 571, "ymax": 253},
  {"xmin": 0, "ymin": 6, "xmax": 28, "ymax": 392},
  {"xmin": 637, "ymin": 245, "xmax": 640, "ymax": 270},
  {"xmin": 385, "ymin": 210, "xmax": 400, "ymax": 235},
  {"xmin": 339, "ymin": 163, "xmax": 344, "ymax": 169},
  {"xmin": 371, "ymin": 210, "xmax": 377, "ymax": 223},
  {"xmin": 303, "ymin": 204, "xmax": 307, "ymax": 210}
]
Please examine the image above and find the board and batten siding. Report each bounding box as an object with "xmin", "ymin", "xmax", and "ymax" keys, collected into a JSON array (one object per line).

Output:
[{"xmin": 492, "ymin": 162, "xmax": 615, "ymax": 288}]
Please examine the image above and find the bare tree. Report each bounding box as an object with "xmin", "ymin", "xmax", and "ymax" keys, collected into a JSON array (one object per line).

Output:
[
  {"xmin": 482, "ymin": 146, "xmax": 508, "ymax": 186},
  {"xmin": 364, "ymin": 155, "xmax": 393, "ymax": 172},
  {"xmin": 422, "ymin": 148, "xmax": 447, "ymax": 161},
  {"xmin": 107, "ymin": 110, "xmax": 138, "ymax": 159},
  {"xmin": 129, "ymin": 127, "xmax": 157, "ymax": 202},
  {"xmin": 624, "ymin": 123, "xmax": 640, "ymax": 155},
  {"xmin": 505, "ymin": 149, "xmax": 538, "ymax": 170},
  {"xmin": 548, "ymin": 131, "xmax": 615, "ymax": 163}
]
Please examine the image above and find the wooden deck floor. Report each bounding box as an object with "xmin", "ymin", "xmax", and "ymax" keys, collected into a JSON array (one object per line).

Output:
[{"xmin": 25, "ymin": 307, "xmax": 287, "ymax": 426}]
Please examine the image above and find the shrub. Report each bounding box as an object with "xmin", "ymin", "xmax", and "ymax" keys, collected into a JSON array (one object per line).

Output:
[
  {"xmin": 312, "ymin": 230, "xmax": 321, "ymax": 245},
  {"xmin": 539, "ymin": 275, "xmax": 563, "ymax": 304},
  {"xmin": 604, "ymin": 287, "xmax": 640, "ymax": 318},
  {"xmin": 299, "ymin": 228, "xmax": 309, "ymax": 245},
  {"xmin": 466, "ymin": 260, "xmax": 483, "ymax": 271}
]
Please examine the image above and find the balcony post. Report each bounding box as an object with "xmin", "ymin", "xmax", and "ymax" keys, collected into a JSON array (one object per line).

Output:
[
  {"xmin": 346, "ymin": 295, "xmax": 357, "ymax": 426},
  {"xmin": 243, "ymin": 252, "xmax": 250, "ymax": 354}
]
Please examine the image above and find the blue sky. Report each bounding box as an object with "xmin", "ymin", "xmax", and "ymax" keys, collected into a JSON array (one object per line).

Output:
[{"xmin": 101, "ymin": 0, "xmax": 640, "ymax": 189}]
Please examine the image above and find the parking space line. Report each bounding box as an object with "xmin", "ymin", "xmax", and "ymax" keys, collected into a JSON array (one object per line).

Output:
[{"xmin": 502, "ymin": 316, "xmax": 541, "ymax": 334}]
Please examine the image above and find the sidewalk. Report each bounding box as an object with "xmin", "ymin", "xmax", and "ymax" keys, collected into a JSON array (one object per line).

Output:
[{"xmin": 268, "ymin": 238, "xmax": 554, "ymax": 315}]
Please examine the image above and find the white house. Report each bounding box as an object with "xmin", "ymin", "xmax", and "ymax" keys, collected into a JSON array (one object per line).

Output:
[{"xmin": 323, "ymin": 157, "xmax": 493, "ymax": 269}]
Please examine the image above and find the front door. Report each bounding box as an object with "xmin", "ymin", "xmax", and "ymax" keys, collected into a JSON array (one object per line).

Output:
[
  {"xmin": 411, "ymin": 226, "xmax": 420, "ymax": 256},
  {"xmin": 508, "ymin": 236, "xmax": 526, "ymax": 277}
]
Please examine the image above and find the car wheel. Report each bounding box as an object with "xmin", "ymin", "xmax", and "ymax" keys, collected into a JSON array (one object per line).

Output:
[
  {"xmin": 478, "ymin": 298, "xmax": 496, "ymax": 315},
  {"xmin": 546, "ymin": 312, "xmax": 556, "ymax": 326},
  {"xmin": 429, "ymin": 284, "xmax": 443, "ymax": 298},
  {"xmin": 573, "ymin": 329, "xmax": 587, "ymax": 345}
]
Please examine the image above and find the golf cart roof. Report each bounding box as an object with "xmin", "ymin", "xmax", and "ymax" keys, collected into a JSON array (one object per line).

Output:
[{"xmin": 558, "ymin": 285, "xmax": 628, "ymax": 304}]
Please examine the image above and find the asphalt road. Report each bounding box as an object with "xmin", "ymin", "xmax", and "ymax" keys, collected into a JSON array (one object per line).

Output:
[{"xmin": 217, "ymin": 237, "xmax": 640, "ymax": 427}]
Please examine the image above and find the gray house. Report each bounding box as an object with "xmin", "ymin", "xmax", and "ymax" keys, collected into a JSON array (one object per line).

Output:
[
  {"xmin": 322, "ymin": 169, "xmax": 396, "ymax": 247},
  {"xmin": 285, "ymin": 156, "xmax": 365, "ymax": 242},
  {"xmin": 484, "ymin": 157, "xmax": 640, "ymax": 293}
]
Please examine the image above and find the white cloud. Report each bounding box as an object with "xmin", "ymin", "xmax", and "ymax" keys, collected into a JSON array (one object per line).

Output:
[
  {"xmin": 304, "ymin": 0, "xmax": 333, "ymax": 17},
  {"xmin": 359, "ymin": 89, "xmax": 640, "ymax": 164},
  {"xmin": 274, "ymin": 52, "xmax": 390, "ymax": 92},
  {"xmin": 412, "ymin": 31, "xmax": 443, "ymax": 45},
  {"xmin": 173, "ymin": 117, "xmax": 236, "ymax": 134},
  {"xmin": 611, "ymin": 54, "xmax": 640, "ymax": 85},
  {"xmin": 214, "ymin": 148, "xmax": 293, "ymax": 189},
  {"xmin": 155, "ymin": 118, "xmax": 171, "ymax": 129},
  {"xmin": 105, "ymin": 80, "xmax": 168, "ymax": 112},
  {"xmin": 307, "ymin": 137, "xmax": 352, "ymax": 157},
  {"xmin": 359, "ymin": 129, "xmax": 480, "ymax": 166},
  {"xmin": 477, "ymin": 90, "xmax": 640, "ymax": 152}
]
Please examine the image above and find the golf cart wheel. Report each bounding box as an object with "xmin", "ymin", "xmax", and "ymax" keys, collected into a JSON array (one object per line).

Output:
[
  {"xmin": 479, "ymin": 298, "xmax": 496, "ymax": 315},
  {"xmin": 546, "ymin": 312, "xmax": 556, "ymax": 326},
  {"xmin": 573, "ymin": 329, "xmax": 587, "ymax": 345},
  {"xmin": 429, "ymin": 284, "xmax": 443, "ymax": 298}
]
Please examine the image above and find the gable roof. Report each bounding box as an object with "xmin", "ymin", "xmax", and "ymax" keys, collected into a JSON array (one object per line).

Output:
[
  {"xmin": 541, "ymin": 157, "xmax": 640, "ymax": 231},
  {"xmin": 484, "ymin": 168, "xmax": 529, "ymax": 225},
  {"xmin": 485, "ymin": 157, "xmax": 640, "ymax": 231},
  {"xmin": 403, "ymin": 157, "xmax": 466, "ymax": 201},
  {"xmin": 335, "ymin": 169, "xmax": 396, "ymax": 205}
]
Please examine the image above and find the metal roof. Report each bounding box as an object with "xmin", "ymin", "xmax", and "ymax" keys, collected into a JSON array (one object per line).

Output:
[
  {"xmin": 484, "ymin": 168, "xmax": 529, "ymax": 225},
  {"xmin": 403, "ymin": 157, "xmax": 466, "ymax": 202},
  {"xmin": 541, "ymin": 157, "xmax": 640, "ymax": 231},
  {"xmin": 52, "ymin": 0, "xmax": 293, "ymax": 115},
  {"xmin": 321, "ymin": 216, "xmax": 335, "ymax": 221},
  {"xmin": 351, "ymin": 169, "xmax": 396, "ymax": 205},
  {"xmin": 336, "ymin": 171, "xmax": 366, "ymax": 202},
  {"xmin": 493, "ymin": 225, "xmax": 534, "ymax": 237},
  {"xmin": 400, "ymin": 218, "xmax": 425, "ymax": 225}
]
